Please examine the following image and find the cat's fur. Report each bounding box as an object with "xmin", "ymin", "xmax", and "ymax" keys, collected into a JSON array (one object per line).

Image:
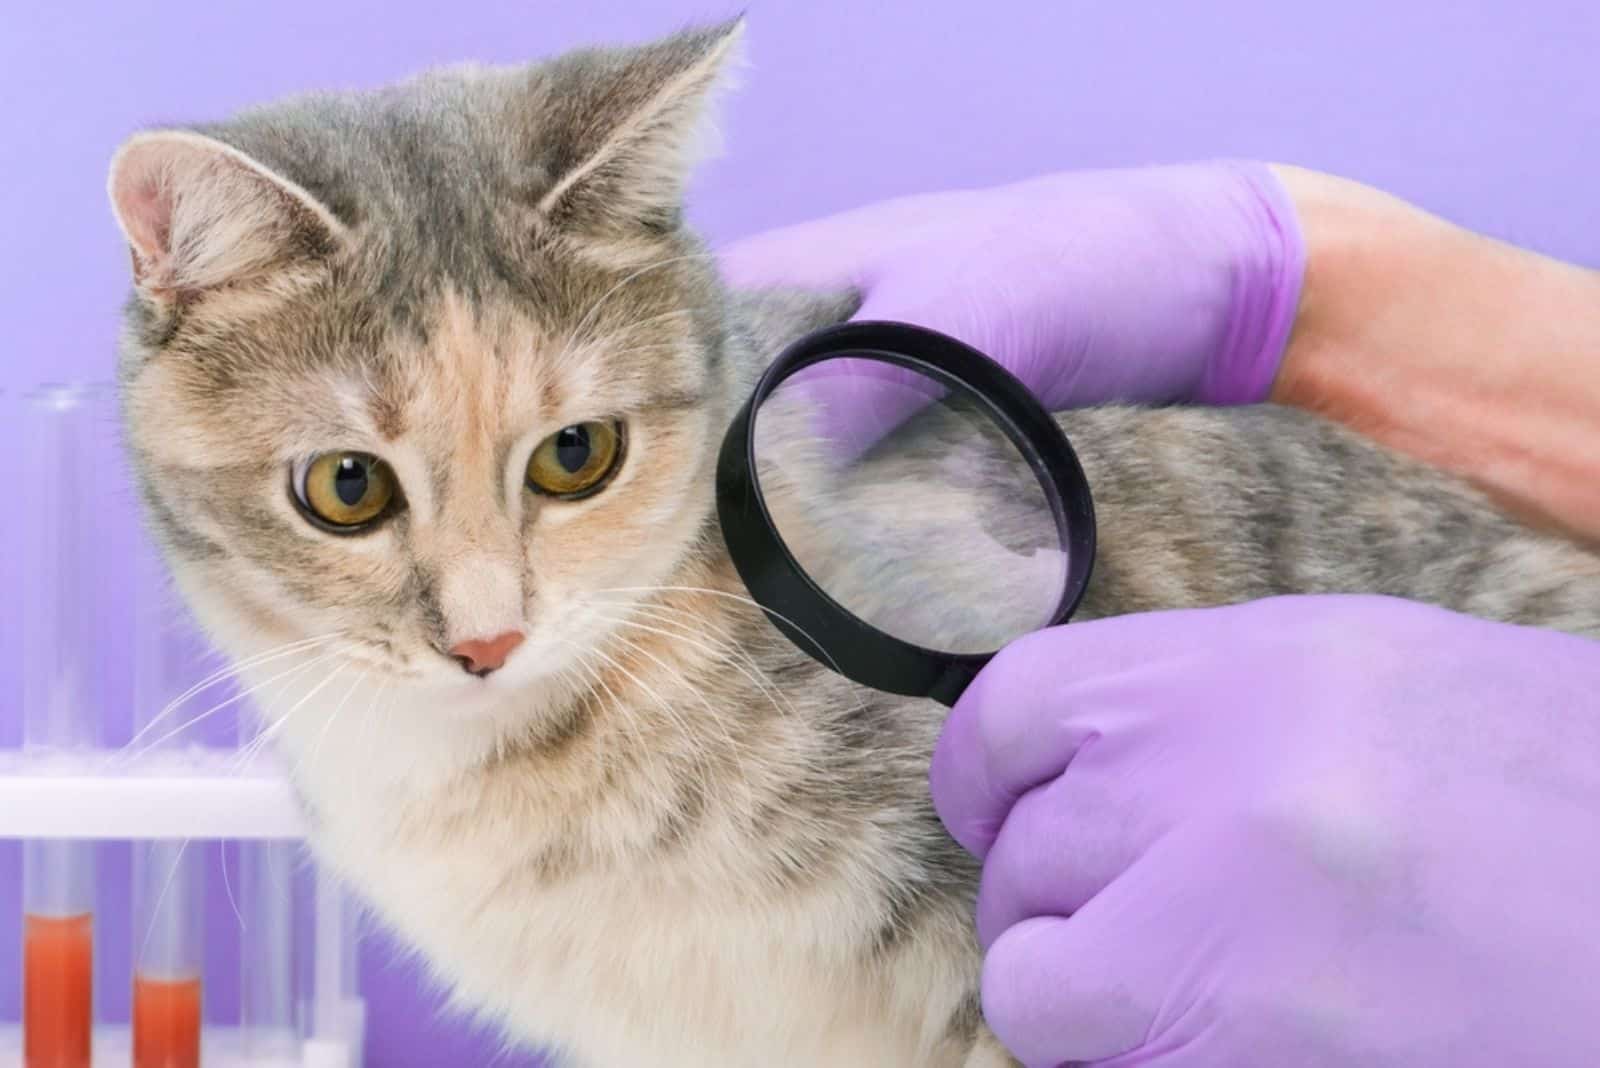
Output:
[{"xmin": 110, "ymin": 21, "xmax": 1600, "ymax": 1067}]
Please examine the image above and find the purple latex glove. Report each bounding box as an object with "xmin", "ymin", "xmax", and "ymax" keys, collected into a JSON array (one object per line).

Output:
[
  {"xmin": 931, "ymin": 596, "xmax": 1600, "ymax": 1068},
  {"xmin": 720, "ymin": 161, "xmax": 1305, "ymax": 412}
]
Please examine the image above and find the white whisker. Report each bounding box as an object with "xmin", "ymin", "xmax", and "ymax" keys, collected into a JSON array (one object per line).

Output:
[
  {"xmin": 592, "ymin": 609, "xmax": 797, "ymax": 726},
  {"xmin": 593, "ymin": 584, "xmax": 852, "ymax": 679},
  {"xmin": 219, "ymin": 841, "xmax": 245, "ymax": 933},
  {"xmin": 605, "ymin": 600, "xmax": 797, "ymax": 716},
  {"xmin": 134, "ymin": 838, "xmax": 192, "ymax": 971},
  {"xmin": 592, "ymin": 584, "xmax": 870, "ymax": 723},
  {"xmin": 305, "ymin": 668, "xmax": 368, "ymax": 781},
  {"xmin": 357, "ymin": 676, "xmax": 389, "ymax": 757},
  {"xmin": 232, "ymin": 652, "xmax": 356, "ymax": 777},
  {"xmin": 235, "ymin": 660, "xmax": 352, "ymax": 775},
  {"xmin": 598, "ymin": 630, "xmax": 742, "ymax": 757},
  {"xmin": 578, "ymin": 640, "xmax": 725, "ymax": 774},
  {"xmin": 120, "ymin": 643, "xmax": 347, "ymax": 765},
  {"xmin": 558, "ymin": 253, "xmax": 721, "ymax": 367},
  {"xmin": 124, "ymin": 632, "xmax": 343, "ymax": 752},
  {"xmin": 551, "ymin": 641, "xmax": 642, "ymax": 771}
]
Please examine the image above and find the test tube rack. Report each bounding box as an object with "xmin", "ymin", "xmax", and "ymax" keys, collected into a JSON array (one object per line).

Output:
[
  {"xmin": 2, "ymin": 383, "xmax": 367, "ymax": 1066},
  {"xmin": 0, "ymin": 747, "xmax": 366, "ymax": 1068}
]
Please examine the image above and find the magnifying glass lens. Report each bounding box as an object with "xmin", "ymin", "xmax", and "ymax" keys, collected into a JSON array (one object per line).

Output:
[{"xmin": 751, "ymin": 353, "xmax": 1071, "ymax": 654}]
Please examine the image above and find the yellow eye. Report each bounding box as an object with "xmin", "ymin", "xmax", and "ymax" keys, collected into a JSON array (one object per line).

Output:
[
  {"xmin": 526, "ymin": 421, "xmax": 625, "ymax": 499},
  {"xmin": 295, "ymin": 452, "xmax": 398, "ymax": 531}
]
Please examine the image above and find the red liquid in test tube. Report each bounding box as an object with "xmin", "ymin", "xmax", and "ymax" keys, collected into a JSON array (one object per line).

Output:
[
  {"xmin": 132, "ymin": 974, "xmax": 202, "ymax": 1068},
  {"xmin": 22, "ymin": 913, "xmax": 93, "ymax": 1068}
]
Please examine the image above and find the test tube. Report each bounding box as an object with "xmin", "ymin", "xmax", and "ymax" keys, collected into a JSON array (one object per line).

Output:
[
  {"xmin": 131, "ymin": 843, "xmax": 203, "ymax": 1068},
  {"xmin": 130, "ymin": 536, "xmax": 205, "ymax": 1068},
  {"xmin": 238, "ymin": 841, "xmax": 299, "ymax": 1065},
  {"xmin": 237, "ymin": 588, "xmax": 302, "ymax": 1065},
  {"xmin": 21, "ymin": 384, "xmax": 101, "ymax": 1068},
  {"xmin": 304, "ymin": 871, "xmax": 364, "ymax": 1068}
]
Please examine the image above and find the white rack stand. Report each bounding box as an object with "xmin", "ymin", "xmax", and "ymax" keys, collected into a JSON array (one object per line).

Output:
[
  {"xmin": 0, "ymin": 1024, "xmax": 351, "ymax": 1068},
  {"xmin": 0, "ymin": 749, "xmax": 305, "ymax": 841},
  {"xmin": 0, "ymin": 748, "xmax": 364, "ymax": 1068}
]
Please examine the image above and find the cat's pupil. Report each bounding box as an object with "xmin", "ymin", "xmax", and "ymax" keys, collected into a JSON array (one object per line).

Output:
[
  {"xmin": 555, "ymin": 426, "xmax": 591, "ymax": 473},
  {"xmin": 333, "ymin": 457, "xmax": 369, "ymax": 506}
]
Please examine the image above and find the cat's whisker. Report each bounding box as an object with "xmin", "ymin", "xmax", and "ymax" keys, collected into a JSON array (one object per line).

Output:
[
  {"xmin": 597, "ymin": 629, "xmax": 743, "ymax": 757},
  {"xmin": 558, "ymin": 301, "xmax": 732, "ymax": 383},
  {"xmin": 304, "ymin": 667, "xmax": 369, "ymax": 782},
  {"xmin": 229, "ymin": 731, "xmax": 275, "ymax": 776},
  {"xmin": 586, "ymin": 305, "xmax": 695, "ymax": 344},
  {"xmin": 578, "ymin": 639, "xmax": 726, "ymax": 775},
  {"xmin": 233, "ymin": 702, "xmax": 307, "ymax": 773},
  {"xmin": 590, "ymin": 609, "xmax": 799, "ymax": 726},
  {"xmin": 600, "ymin": 599, "xmax": 797, "ymax": 716},
  {"xmin": 219, "ymin": 841, "xmax": 245, "ymax": 933},
  {"xmin": 357, "ymin": 676, "xmax": 390, "ymax": 758},
  {"xmin": 133, "ymin": 837, "xmax": 193, "ymax": 974},
  {"xmin": 591, "ymin": 585, "xmax": 873, "ymax": 728},
  {"xmin": 592, "ymin": 584, "xmax": 853, "ymax": 680},
  {"xmin": 119, "ymin": 643, "xmax": 347, "ymax": 766},
  {"xmin": 550, "ymin": 641, "xmax": 643, "ymax": 772},
  {"xmin": 249, "ymin": 662, "xmax": 354, "ymax": 780},
  {"xmin": 123, "ymin": 632, "xmax": 343, "ymax": 752},
  {"xmin": 621, "ymin": 608, "xmax": 799, "ymax": 722},
  {"xmin": 229, "ymin": 645, "xmax": 361, "ymax": 772},
  {"xmin": 556, "ymin": 253, "xmax": 722, "ymax": 367}
]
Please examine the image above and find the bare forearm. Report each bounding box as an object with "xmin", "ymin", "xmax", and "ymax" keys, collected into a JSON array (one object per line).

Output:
[{"xmin": 1267, "ymin": 164, "xmax": 1600, "ymax": 544}]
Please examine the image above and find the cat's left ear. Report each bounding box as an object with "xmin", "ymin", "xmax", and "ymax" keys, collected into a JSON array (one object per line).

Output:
[{"xmin": 527, "ymin": 18, "xmax": 745, "ymax": 232}]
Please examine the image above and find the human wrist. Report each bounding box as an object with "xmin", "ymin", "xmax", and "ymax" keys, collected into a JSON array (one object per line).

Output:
[
  {"xmin": 999, "ymin": 160, "xmax": 1306, "ymax": 406},
  {"xmin": 1269, "ymin": 164, "xmax": 1600, "ymax": 542},
  {"xmin": 1192, "ymin": 160, "xmax": 1307, "ymax": 405}
]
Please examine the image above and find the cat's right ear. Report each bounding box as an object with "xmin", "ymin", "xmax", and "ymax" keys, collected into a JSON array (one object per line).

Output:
[{"xmin": 107, "ymin": 130, "xmax": 345, "ymax": 302}]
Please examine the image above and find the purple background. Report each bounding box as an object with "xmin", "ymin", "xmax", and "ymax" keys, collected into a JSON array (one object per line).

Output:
[{"xmin": 3, "ymin": 1, "xmax": 1597, "ymax": 1064}]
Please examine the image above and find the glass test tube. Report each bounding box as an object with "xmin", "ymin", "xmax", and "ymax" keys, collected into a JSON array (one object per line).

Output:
[
  {"xmin": 131, "ymin": 536, "xmax": 205, "ymax": 1068},
  {"xmin": 237, "ymin": 663, "xmax": 300, "ymax": 1063},
  {"xmin": 21, "ymin": 385, "xmax": 100, "ymax": 1068},
  {"xmin": 236, "ymin": 547, "xmax": 301, "ymax": 1064},
  {"xmin": 307, "ymin": 871, "xmax": 364, "ymax": 1067},
  {"xmin": 238, "ymin": 840, "xmax": 299, "ymax": 1064}
]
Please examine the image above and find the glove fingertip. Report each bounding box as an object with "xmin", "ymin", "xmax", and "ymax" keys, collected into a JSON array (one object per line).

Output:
[
  {"xmin": 980, "ymin": 920, "xmax": 1073, "ymax": 1067},
  {"xmin": 929, "ymin": 696, "xmax": 1006, "ymax": 858}
]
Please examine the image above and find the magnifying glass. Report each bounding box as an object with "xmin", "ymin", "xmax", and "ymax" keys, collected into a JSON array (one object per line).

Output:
[{"xmin": 716, "ymin": 321, "xmax": 1096, "ymax": 707}]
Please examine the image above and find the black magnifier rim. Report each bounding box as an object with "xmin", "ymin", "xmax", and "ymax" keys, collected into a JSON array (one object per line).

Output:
[{"xmin": 716, "ymin": 320, "xmax": 1097, "ymax": 706}]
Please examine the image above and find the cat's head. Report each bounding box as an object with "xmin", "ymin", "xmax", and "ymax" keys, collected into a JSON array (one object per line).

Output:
[{"xmin": 111, "ymin": 23, "xmax": 757, "ymax": 729}]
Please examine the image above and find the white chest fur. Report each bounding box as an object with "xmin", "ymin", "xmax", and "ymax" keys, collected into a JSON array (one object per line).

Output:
[
  {"xmin": 259, "ymin": 604, "xmax": 980, "ymax": 1068},
  {"xmin": 309, "ymin": 776, "xmax": 937, "ymax": 1067}
]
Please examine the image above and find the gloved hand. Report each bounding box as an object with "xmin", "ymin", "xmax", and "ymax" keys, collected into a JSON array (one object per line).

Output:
[
  {"xmin": 720, "ymin": 161, "xmax": 1304, "ymax": 409},
  {"xmin": 930, "ymin": 595, "xmax": 1600, "ymax": 1068}
]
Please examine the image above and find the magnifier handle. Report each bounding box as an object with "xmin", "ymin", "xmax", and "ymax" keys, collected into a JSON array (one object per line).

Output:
[{"xmin": 927, "ymin": 659, "xmax": 985, "ymax": 708}]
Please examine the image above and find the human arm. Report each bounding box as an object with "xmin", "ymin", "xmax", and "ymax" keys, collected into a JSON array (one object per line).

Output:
[
  {"xmin": 722, "ymin": 162, "xmax": 1600, "ymax": 542},
  {"xmin": 1269, "ymin": 164, "xmax": 1600, "ymax": 543}
]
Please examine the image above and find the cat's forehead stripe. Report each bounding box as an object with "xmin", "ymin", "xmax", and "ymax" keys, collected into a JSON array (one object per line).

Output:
[{"xmin": 369, "ymin": 381, "xmax": 408, "ymax": 440}]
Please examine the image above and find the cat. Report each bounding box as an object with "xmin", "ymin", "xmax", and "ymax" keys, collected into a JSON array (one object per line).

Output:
[{"xmin": 109, "ymin": 20, "xmax": 1600, "ymax": 1067}]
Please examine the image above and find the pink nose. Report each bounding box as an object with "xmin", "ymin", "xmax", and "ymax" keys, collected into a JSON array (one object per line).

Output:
[{"xmin": 449, "ymin": 631, "xmax": 525, "ymax": 677}]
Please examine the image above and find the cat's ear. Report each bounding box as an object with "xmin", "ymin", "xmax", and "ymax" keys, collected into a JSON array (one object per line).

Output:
[
  {"xmin": 107, "ymin": 130, "xmax": 345, "ymax": 301},
  {"xmin": 529, "ymin": 19, "xmax": 745, "ymax": 231}
]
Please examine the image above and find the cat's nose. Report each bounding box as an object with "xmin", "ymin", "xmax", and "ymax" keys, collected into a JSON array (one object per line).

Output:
[{"xmin": 449, "ymin": 631, "xmax": 525, "ymax": 678}]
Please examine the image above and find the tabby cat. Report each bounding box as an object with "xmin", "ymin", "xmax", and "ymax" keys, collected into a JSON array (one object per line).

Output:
[{"xmin": 110, "ymin": 21, "xmax": 1600, "ymax": 1066}]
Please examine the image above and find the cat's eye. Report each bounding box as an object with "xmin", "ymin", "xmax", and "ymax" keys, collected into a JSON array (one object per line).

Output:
[
  {"xmin": 526, "ymin": 421, "xmax": 625, "ymax": 500},
  {"xmin": 293, "ymin": 452, "xmax": 398, "ymax": 532}
]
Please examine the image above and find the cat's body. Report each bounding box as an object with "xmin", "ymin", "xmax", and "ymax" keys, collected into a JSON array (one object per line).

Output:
[{"xmin": 109, "ymin": 22, "xmax": 1600, "ymax": 1068}]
